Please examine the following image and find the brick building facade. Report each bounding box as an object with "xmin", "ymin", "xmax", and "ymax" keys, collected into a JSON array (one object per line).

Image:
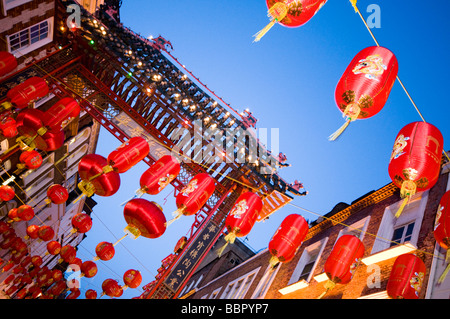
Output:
[{"xmin": 184, "ymin": 158, "xmax": 450, "ymax": 299}]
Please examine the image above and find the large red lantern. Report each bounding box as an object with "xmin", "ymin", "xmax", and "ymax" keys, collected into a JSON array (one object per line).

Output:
[
  {"xmin": 330, "ymin": 46, "xmax": 398, "ymax": 140},
  {"xmin": 78, "ymin": 154, "xmax": 121, "ymax": 197},
  {"xmin": 101, "ymin": 278, "xmax": 122, "ymax": 298},
  {"xmin": 123, "ymin": 269, "xmax": 142, "ymax": 289},
  {"xmin": 0, "ymin": 51, "xmax": 17, "ymax": 77},
  {"xmin": 219, "ymin": 192, "xmax": 263, "ymax": 255},
  {"xmin": 46, "ymin": 184, "xmax": 69, "ymax": 205},
  {"xmin": 388, "ymin": 122, "xmax": 444, "ymax": 217},
  {"xmin": 94, "ymin": 241, "xmax": 115, "ymax": 261},
  {"xmin": 268, "ymin": 214, "xmax": 309, "ymax": 267},
  {"xmin": 170, "ymin": 173, "xmax": 215, "ymax": 225},
  {"xmin": 16, "ymin": 108, "xmax": 65, "ymax": 151},
  {"xmin": 254, "ymin": 0, "xmax": 328, "ymax": 42},
  {"xmin": 17, "ymin": 204, "xmax": 34, "ymax": 221},
  {"xmin": 37, "ymin": 225, "xmax": 55, "ymax": 242},
  {"xmin": 71, "ymin": 213, "xmax": 93, "ymax": 234},
  {"xmin": 319, "ymin": 234, "xmax": 365, "ymax": 298},
  {"xmin": 386, "ymin": 253, "xmax": 426, "ymax": 299},
  {"xmin": 2, "ymin": 77, "xmax": 49, "ymax": 110},
  {"xmin": 123, "ymin": 199, "xmax": 166, "ymax": 239},
  {"xmin": 107, "ymin": 137, "xmax": 150, "ymax": 173},
  {"xmin": 41, "ymin": 97, "xmax": 80, "ymax": 133},
  {"xmin": 434, "ymin": 190, "xmax": 450, "ymax": 283},
  {"xmin": 138, "ymin": 155, "xmax": 181, "ymax": 196},
  {"xmin": 47, "ymin": 240, "xmax": 61, "ymax": 255},
  {"xmin": 80, "ymin": 260, "xmax": 98, "ymax": 278},
  {"xmin": 18, "ymin": 150, "xmax": 42, "ymax": 170},
  {"xmin": 0, "ymin": 185, "xmax": 15, "ymax": 202},
  {"xmin": 59, "ymin": 245, "xmax": 77, "ymax": 264},
  {"xmin": 7, "ymin": 208, "xmax": 20, "ymax": 223},
  {"xmin": 0, "ymin": 113, "xmax": 18, "ymax": 138},
  {"xmin": 30, "ymin": 255, "xmax": 43, "ymax": 268}
]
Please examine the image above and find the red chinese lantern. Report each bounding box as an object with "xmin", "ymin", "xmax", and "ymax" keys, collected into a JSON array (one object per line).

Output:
[
  {"xmin": 170, "ymin": 173, "xmax": 215, "ymax": 225},
  {"xmin": 0, "ymin": 51, "xmax": 17, "ymax": 77},
  {"xmin": 25, "ymin": 225, "xmax": 40, "ymax": 240},
  {"xmin": 47, "ymin": 240, "xmax": 61, "ymax": 255},
  {"xmin": 37, "ymin": 225, "xmax": 55, "ymax": 242},
  {"xmin": 0, "ymin": 113, "xmax": 18, "ymax": 138},
  {"xmin": 102, "ymin": 278, "xmax": 122, "ymax": 298},
  {"xmin": 48, "ymin": 280, "xmax": 66, "ymax": 298},
  {"xmin": 17, "ymin": 204, "xmax": 34, "ymax": 221},
  {"xmin": 268, "ymin": 214, "xmax": 309, "ymax": 267},
  {"xmin": 18, "ymin": 150, "xmax": 43, "ymax": 170},
  {"xmin": 85, "ymin": 289, "xmax": 98, "ymax": 299},
  {"xmin": 388, "ymin": 122, "xmax": 444, "ymax": 217},
  {"xmin": 16, "ymin": 108, "xmax": 66, "ymax": 151},
  {"xmin": 0, "ymin": 220, "xmax": 11, "ymax": 233},
  {"xmin": 220, "ymin": 192, "xmax": 263, "ymax": 256},
  {"xmin": 174, "ymin": 236, "xmax": 188, "ymax": 254},
  {"xmin": 138, "ymin": 155, "xmax": 181, "ymax": 196},
  {"xmin": 41, "ymin": 97, "xmax": 80, "ymax": 132},
  {"xmin": 94, "ymin": 241, "xmax": 115, "ymax": 261},
  {"xmin": 3, "ymin": 77, "xmax": 49, "ymax": 109},
  {"xmin": 59, "ymin": 245, "xmax": 77, "ymax": 264},
  {"xmin": 78, "ymin": 154, "xmax": 121, "ymax": 197},
  {"xmin": 71, "ymin": 213, "xmax": 93, "ymax": 234},
  {"xmin": 80, "ymin": 260, "xmax": 98, "ymax": 278},
  {"xmin": 30, "ymin": 255, "xmax": 43, "ymax": 268},
  {"xmin": 123, "ymin": 269, "xmax": 142, "ymax": 289},
  {"xmin": 46, "ymin": 184, "xmax": 69, "ymax": 205},
  {"xmin": 254, "ymin": 0, "xmax": 328, "ymax": 42},
  {"xmin": 7, "ymin": 208, "xmax": 20, "ymax": 223},
  {"xmin": 319, "ymin": 234, "xmax": 365, "ymax": 298},
  {"xmin": 434, "ymin": 190, "xmax": 450, "ymax": 283},
  {"xmin": 52, "ymin": 269, "xmax": 63, "ymax": 282},
  {"xmin": 329, "ymin": 46, "xmax": 398, "ymax": 140},
  {"xmin": 107, "ymin": 136, "xmax": 150, "ymax": 173},
  {"xmin": 123, "ymin": 199, "xmax": 166, "ymax": 239},
  {"xmin": 66, "ymin": 288, "xmax": 81, "ymax": 299},
  {"xmin": 387, "ymin": 253, "xmax": 426, "ymax": 299},
  {"xmin": 0, "ymin": 185, "xmax": 15, "ymax": 202},
  {"xmin": 11, "ymin": 239, "xmax": 27, "ymax": 255},
  {"xmin": 2, "ymin": 260, "xmax": 15, "ymax": 272}
]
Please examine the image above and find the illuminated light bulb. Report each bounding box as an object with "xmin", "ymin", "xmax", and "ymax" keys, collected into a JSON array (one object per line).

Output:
[
  {"xmin": 60, "ymin": 26, "xmax": 65, "ymax": 31},
  {"xmin": 100, "ymin": 26, "xmax": 105, "ymax": 31},
  {"xmin": 102, "ymin": 31, "xmax": 106, "ymax": 35},
  {"xmin": 93, "ymin": 20, "xmax": 98, "ymax": 24},
  {"xmin": 138, "ymin": 61, "xmax": 143, "ymax": 66},
  {"xmin": 128, "ymin": 50, "xmax": 132, "ymax": 55},
  {"xmin": 229, "ymin": 120, "xmax": 235, "ymax": 125}
]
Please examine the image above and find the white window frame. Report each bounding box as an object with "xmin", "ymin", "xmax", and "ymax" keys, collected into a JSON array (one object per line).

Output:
[
  {"xmin": 6, "ymin": 17, "xmax": 54, "ymax": 56},
  {"xmin": 336, "ymin": 216, "xmax": 371, "ymax": 241},
  {"xmin": 220, "ymin": 268, "xmax": 259, "ymax": 299},
  {"xmin": 2, "ymin": 0, "xmax": 33, "ymax": 15},
  {"xmin": 279, "ymin": 237, "xmax": 328, "ymax": 295},
  {"xmin": 362, "ymin": 191, "xmax": 429, "ymax": 265},
  {"xmin": 251, "ymin": 263, "xmax": 281, "ymax": 299}
]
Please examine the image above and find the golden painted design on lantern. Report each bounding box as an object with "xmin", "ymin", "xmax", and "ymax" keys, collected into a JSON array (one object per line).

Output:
[
  {"xmin": 180, "ymin": 178, "xmax": 198, "ymax": 197},
  {"xmin": 390, "ymin": 134, "xmax": 409, "ymax": 161},
  {"xmin": 230, "ymin": 199, "xmax": 249, "ymax": 219},
  {"xmin": 158, "ymin": 173, "xmax": 175, "ymax": 192},
  {"xmin": 352, "ymin": 54, "xmax": 387, "ymax": 80},
  {"xmin": 410, "ymin": 272, "xmax": 424, "ymax": 297}
]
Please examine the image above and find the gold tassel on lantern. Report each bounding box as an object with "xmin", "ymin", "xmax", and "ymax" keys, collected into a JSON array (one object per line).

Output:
[
  {"xmin": 349, "ymin": 0, "xmax": 358, "ymax": 12},
  {"xmin": 253, "ymin": 2, "xmax": 288, "ymax": 42},
  {"xmin": 329, "ymin": 103, "xmax": 361, "ymax": 141},
  {"xmin": 317, "ymin": 280, "xmax": 336, "ymax": 299},
  {"xmin": 269, "ymin": 255, "xmax": 280, "ymax": 268},
  {"xmin": 438, "ymin": 250, "xmax": 450, "ymax": 284},
  {"xmin": 395, "ymin": 180, "xmax": 416, "ymax": 218},
  {"xmin": 217, "ymin": 231, "xmax": 237, "ymax": 257}
]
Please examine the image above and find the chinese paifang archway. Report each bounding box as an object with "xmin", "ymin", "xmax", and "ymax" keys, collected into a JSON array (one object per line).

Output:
[{"xmin": 23, "ymin": 0, "xmax": 304, "ymax": 299}]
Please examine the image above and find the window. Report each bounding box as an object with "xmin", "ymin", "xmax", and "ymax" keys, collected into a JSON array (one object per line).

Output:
[
  {"xmin": 362, "ymin": 191, "xmax": 429, "ymax": 265},
  {"xmin": 220, "ymin": 268, "xmax": 259, "ymax": 299},
  {"xmin": 337, "ymin": 216, "xmax": 370, "ymax": 241},
  {"xmin": 7, "ymin": 18, "xmax": 54, "ymax": 56},
  {"xmin": 390, "ymin": 222, "xmax": 415, "ymax": 247},
  {"xmin": 2, "ymin": 0, "xmax": 33, "ymax": 14},
  {"xmin": 252, "ymin": 264, "xmax": 280, "ymax": 299},
  {"xmin": 279, "ymin": 238, "xmax": 328, "ymax": 295}
]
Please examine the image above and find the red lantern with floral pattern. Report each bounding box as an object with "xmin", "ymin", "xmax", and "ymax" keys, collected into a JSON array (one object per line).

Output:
[
  {"xmin": 37, "ymin": 225, "xmax": 54, "ymax": 242},
  {"xmin": 25, "ymin": 225, "xmax": 40, "ymax": 240},
  {"xmin": 59, "ymin": 245, "xmax": 77, "ymax": 264},
  {"xmin": 388, "ymin": 122, "xmax": 444, "ymax": 217},
  {"xmin": 80, "ymin": 260, "xmax": 98, "ymax": 278},
  {"xmin": 254, "ymin": 0, "xmax": 328, "ymax": 42},
  {"xmin": 71, "ymin": 213, "xmax": 93, "ymax": 234},
  {"xmin": 47, "ymin": 240, "xmax": 61, "ymax": 255},
  {"xmin": 169, "ymin": 173, "xmax": 215, "ymax": 225},
  {"xmin": 268, "ymin": 214, "xmax": 309, "ymax": 267},
  {"xmin": 18, "ymin": 150, "xmax": 43, "ymax": 170},
  {"xmin": 102, "ymin": 278, "xmax": 122, "ymax": 298},
  {"xmin": 138, "ymin": 155, "xmax": 181, "ymax": 196},
  {"xmin": 42, "ymin": 97, "xmax": 80, "ymax": 132},
  {"xmin": 94, "ymin": 241, "xmax": 115, "ymax": 261},
  {"xmin": 85, "ymin": 289, "xmax": 98, "ymax": 299},
  {"xmin": 387, "ymin": 253, "xmax": 426, "ymax": 299},
  {"xmin": 3, "ymin": 77, "xmax": 49, "ymax": 109},
  {"xmin": 0, "ymin": 185, "xmax": 15, "ymax": 202},
  {"xmin": 319, "ymin": 234, "xmax": 365, "ymax": 298},
  {"xmin": 0, "ymin": 113, "xmax": 18, "ymax": 138},
  {"xmin": 46, "ymin": 184, "xmax": 69, "ymax": 205},
  {"xmin": 17, "ymin": 205, "xmax": 34, "ymax": 221},
  {"xmin": 123, "ymin": 269, "xmax": 142, "ymax": 289}
]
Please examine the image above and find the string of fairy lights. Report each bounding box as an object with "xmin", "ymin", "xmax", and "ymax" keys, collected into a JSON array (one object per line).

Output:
[{"xmin": 0, "ymin": 0, "xmax": 449, "ymax": 299}]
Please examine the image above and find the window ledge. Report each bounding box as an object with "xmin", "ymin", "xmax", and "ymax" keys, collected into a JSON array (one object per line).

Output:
[
  {"xmin": 278, "ymin": 279, "xmax": 309, "ymax": 295},
  {"xmin": 313, "ymin": 272, "xmax": 328, "ymax": 283},
  {"xmin": 362, "ymin": 243, "xmax": 417, "ymax": 265}
]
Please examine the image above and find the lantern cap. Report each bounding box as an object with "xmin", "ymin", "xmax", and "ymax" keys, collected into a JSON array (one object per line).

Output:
[
  {"xmin": 78, "ymin": 180, "xmax": 96, "ymax": 197},
  {"xmin": 124, "ymin": 224, "xmax": 141, "ymax": 240}
]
